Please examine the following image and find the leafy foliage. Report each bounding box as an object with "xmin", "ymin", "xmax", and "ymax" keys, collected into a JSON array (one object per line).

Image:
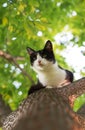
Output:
[{"xmin": 0, "ymin": 0, "xmax": 85, "ymax": 110}]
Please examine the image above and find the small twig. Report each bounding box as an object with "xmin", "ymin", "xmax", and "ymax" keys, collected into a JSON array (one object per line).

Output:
[
  {"xmin": 0, "ymin": 50, "xmax": 24, "ymax": 61},
  {"xmin": 0, "ymin": 50, "xmax": 35, "ymax": 84},
  {"xmin": 13, "ymin": 59, "xmax": 35, "ymax": 84},
  {"xmin": 14, "ymin": 57, "xmax": 25, "ymax": 61}
]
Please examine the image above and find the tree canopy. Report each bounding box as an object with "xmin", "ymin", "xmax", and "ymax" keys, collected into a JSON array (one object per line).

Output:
[{"xmin": 0, "ymin": 0, "xmax": 85, "ymax": 110}]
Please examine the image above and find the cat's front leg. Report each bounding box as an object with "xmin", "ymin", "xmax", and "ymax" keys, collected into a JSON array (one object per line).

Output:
[
  {"xmin": 46, "ymin": 86, "xmax": 53, "ymax": 88},
  {"xmin": 28, "ymin": 82, "xmax": 45, "ymax": 95},
  {"xmin": 58, "ymin": 79, "xmax": 71, "ymax": 87}
]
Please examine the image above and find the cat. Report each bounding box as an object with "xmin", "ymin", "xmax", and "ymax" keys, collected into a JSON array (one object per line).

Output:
[{"xmin": 27, "ymin": 40, "xmax": 74, "ymax": 94}]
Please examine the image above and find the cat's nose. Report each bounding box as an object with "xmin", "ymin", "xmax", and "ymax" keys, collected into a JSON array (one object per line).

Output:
[{"xmin": 38, "ymin": 60, "xmax": 42, "ymax": 64}]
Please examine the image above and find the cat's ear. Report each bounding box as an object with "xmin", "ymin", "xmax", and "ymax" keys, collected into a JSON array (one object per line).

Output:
[
  {"xmin": 26, "ymin": 47, "xmax": 35, "ymax": 55},
  {"xmin": 44, "ymin": 40, "xmax": 53, "ymax": 51}
]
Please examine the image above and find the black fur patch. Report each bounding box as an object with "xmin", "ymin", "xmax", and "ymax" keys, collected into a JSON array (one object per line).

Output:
[
  {"xmin": 65, "ymin": 70, "xmax": 74, "ymax": 82},
  {"xmin": 27, "ymin": 40, "xmax": 56, "ymax": 65},
  {"xmin": 28, "ymin": 82, "xmax": 45, "ymax": 95}
]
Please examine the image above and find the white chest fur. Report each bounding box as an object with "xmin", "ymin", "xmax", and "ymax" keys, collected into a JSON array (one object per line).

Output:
[
  {"xmin": 37, "ymin": 63, "xmax": 66, "ymax": 88},
  {"xmin": 32, "ymin": 54, "xmax": 66, "ymax": 88}
]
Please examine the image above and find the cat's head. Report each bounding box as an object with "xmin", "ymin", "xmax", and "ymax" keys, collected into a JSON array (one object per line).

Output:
[{"xmin": 27, "ymin": 40, "xmax": 56, "ymax": 72}]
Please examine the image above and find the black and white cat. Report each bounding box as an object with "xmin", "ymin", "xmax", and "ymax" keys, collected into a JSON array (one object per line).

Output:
[{"xmin": 27, "ymin": 40, "xmax": 73, "ymax": 94}]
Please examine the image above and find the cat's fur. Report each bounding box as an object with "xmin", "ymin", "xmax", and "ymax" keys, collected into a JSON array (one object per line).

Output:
[{"xmin": 27, "ymin": 40, "xmax": 73, "ymax": 94}]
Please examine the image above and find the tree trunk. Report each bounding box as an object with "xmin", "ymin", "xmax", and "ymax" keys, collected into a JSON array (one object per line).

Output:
[
  {"xmin": 2, "ymin": 78, "xmax": 85, "ymax": 130},
  {"xmin": 0, "ymin": 95, "xmax": 11, "ymax": 126}
]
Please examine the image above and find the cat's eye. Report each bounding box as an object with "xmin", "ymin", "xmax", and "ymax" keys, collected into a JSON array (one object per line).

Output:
[
  {"xmin": 31, "ymin": 54, "xmax": 37, "ymax": 60},
  {"xmin": 33, "ymin": 56, "xmax": 36, "ymax": 60},
  {"xmin": 43, "ymin": 55, "xmax": 47, "ymax": 58}
]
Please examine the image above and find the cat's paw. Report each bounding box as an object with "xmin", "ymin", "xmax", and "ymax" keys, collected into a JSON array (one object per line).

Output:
[
  {"xmin": 58, "ymin": 80, "xmax": 71, "ymax": 87},
  {"xmin": 46, "ymin": 86, "xmax": 53, "ymax": 88}
]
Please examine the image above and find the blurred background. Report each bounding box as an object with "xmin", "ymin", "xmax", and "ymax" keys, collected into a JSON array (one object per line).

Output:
[{"xmin": 0, "ymin": 0, "xmax": 85, "ymax": 114}]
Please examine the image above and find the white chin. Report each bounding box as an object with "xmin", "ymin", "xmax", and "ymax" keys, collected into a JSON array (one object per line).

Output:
[
  {"xmin": 33, "ymin": 65, "xmax": 44, "ymax": 72},
  {"xmin": 37, "ymin": 66, "xmax": 44, "ymax": 70}
]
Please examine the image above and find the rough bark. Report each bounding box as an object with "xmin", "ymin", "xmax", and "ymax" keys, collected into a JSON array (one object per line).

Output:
[
  {"xmin": 0, "ymin": 95, "xmax": 11, "ymax": 126},
  {"xmin": 2, "ymin": 78, "xmax": 85, "ymax": 130},
  {"xmin": 77, "ymin": 104, "xmax": 85, "ymax": 118}
]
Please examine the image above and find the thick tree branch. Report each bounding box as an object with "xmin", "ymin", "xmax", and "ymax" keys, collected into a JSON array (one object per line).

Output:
[
  {"xmin": 56, "ymin": 77, "xmax": 85, "ymax": 101},
  {"xmin": 77, "ymin": 104, "xmax": 85, "ymax": 118},
  {"xmin": 2, "ymin": 78, "xmax": 85, "ymax": 130},
  {"xmin": 0, "ymin": 95, "xmax": 11, "ymax": 127},
  {"xmin": 0, "ymin": 50, "xmax": 34, "ymax": 84}
]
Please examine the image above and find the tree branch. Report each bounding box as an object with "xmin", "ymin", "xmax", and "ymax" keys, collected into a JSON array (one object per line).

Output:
[
  {"xmin": 0, "ymin": 95, "xmax": 11, "ymax": 127},
  {"xmin": 0, "ymin": 50, "xmax": 24, "ymax": 61},
  {"xmin": 2, "ymin": 78, "xmax": 85, "ymax": 130},
  {"xmin": 56, "ymin": 77, "xmax": 85, "ymax": 101},
  {"xmin": 0, "ymin": 50, "xmax": 34, "ymax": 84}
]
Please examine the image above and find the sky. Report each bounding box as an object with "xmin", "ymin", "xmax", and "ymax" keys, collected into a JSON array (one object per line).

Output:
[{"xmin": 54, "ymin": 30, "xmax": 85, "ymax": 80}]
